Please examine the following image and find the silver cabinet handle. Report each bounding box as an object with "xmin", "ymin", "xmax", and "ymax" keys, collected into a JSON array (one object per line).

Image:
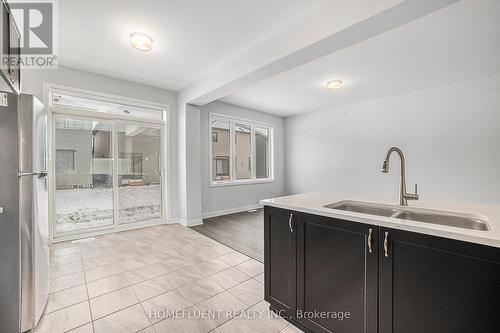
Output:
[
  {"xmin": 384, "ymin": 232, "xmax": 389, "ymax": 258},
  {"xmin": 288, "ymin": 213, "xmax": 294, "ymax": 233},
  {"xmin": 367, "ymin": 228, "xmax": 373, "ymax": 254}
]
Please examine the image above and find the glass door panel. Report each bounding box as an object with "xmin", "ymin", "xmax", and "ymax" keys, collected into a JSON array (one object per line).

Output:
[
  {"xmin": 117, "ymin": 122, "xmax": 162, "ymax": 224},
  {"xmin": 54, "ymin": 116, "xmax": 113, "ymax": 234}
]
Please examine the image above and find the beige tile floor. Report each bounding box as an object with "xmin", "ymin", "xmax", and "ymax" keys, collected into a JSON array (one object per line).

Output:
[{"xmin": 36, "ymin": 223, "xmax": 303, "ymax": 333}]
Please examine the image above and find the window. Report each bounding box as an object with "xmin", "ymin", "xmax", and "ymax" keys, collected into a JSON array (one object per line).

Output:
[
  {"xmin": 119, "ymin": 152, "xmax": 143, "ymax": 178},
  {"xmin": 211, "ymin": 120, "xmax": 231, "ymax": 181},
  {"xmin": 215, "ymin": 156, "xmax": 230, "ymax": 179},
  {"xmin": 255, "ymin": 127, "xmax": 270, "ymax": 178},
  {"xmin": 235, "ymin": 123, "xmax": 251, "ymax": 180},
  {"xmin": 210, "ymin": 113, "xmax": 273, "ymax": 185},
  {"xmin": 56, "ymin": 149, "xmax": 76, "ymax": 174}
]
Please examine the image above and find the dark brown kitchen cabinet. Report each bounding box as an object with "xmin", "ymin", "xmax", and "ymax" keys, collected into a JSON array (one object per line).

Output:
[
  {"xmin": 264, "ymin": 206, "xmax": 297, "ymax": 319},
  {"xmin": 296, "ymin": 213, "xmax": 378, "ymax": 333},
  {"xmin": 379, "ymin": 227, "xmax": 500, "ymax": 333},
  {"xmin": 0, "ymin": 0, "xmax": 21, "ymax": 93},
  {"xmin": 264, "ymin": 205, "xmax": 500, "ymax": 333}
]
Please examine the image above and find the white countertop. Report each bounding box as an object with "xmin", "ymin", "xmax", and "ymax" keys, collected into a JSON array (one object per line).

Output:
[{"xmin": 261, "ymin": 192, "xmax": 500, "ymax": 249}]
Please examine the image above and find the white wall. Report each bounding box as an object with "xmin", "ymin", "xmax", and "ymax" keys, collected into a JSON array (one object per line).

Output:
[
  {"xmin": 22, "ymin": 66, "xmax": 180, "ymax": 219},
  {"xmin": 200, "ymin": 101, "xmax": 285, "ymax": 216},
  {"xmin": 285, "ymin": 74, "xmax": 500, "ymax": 205}
]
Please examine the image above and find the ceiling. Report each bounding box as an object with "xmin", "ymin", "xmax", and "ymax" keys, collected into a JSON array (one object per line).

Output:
[
  {"xmin": 220, "ymin": 0, "xmax": 500, "ymax": 116},
  {"xmin": 58, "ymin": 0, "xmax": 329, "ymax": 91}
]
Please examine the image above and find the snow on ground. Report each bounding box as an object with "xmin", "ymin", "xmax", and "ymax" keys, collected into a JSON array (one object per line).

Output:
[{"xmin": 56, "ymin": 185, "xmax": 161, "ymax": 233}]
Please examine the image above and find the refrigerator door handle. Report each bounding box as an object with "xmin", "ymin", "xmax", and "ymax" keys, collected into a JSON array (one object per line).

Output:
[
  {"xmin": 18, "ymin": 171, "xmax": 36, "ymax": 177},
  {"xmin": 18, "ymin": 171, "xmax": 48, "ymax": 178}
]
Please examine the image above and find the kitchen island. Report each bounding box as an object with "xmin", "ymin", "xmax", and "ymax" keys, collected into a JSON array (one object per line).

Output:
[{"xmin": 261, "ymin": 192, "xmax": 500, "ymax": 333}]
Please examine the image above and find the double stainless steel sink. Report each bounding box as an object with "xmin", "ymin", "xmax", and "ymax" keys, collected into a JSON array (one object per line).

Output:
[{"xmin": 324, "ymin": 200, "xmax": 491, "ymax": 231}]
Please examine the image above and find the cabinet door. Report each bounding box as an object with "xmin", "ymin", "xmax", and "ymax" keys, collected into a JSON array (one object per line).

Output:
[
  {"xmin": 1, "ymin": 1, "xmax": 11, "ymax": 81},
  {"xmin": 379, "ymin": 228, "xmax": 500, "ymax": 333},
  {"xmin": 0, "ymin": 1, "xmax": 21, "ymax": 93},
  {"xmin": 8, "ymin": 15, "xmax": 21, "ymax": 93},
  {"xmin": 296, "ymin": 213, "xmax": 378, "ymax": 333},
  {"xmin": 264, "ymin": 206, "xmax": 297, "ymax": 318}
]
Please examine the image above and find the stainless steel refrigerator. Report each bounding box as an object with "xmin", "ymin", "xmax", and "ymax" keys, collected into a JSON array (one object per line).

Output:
[{"xmin": 0, "ymin": 92, "xmax": 49, "ymax": 333}]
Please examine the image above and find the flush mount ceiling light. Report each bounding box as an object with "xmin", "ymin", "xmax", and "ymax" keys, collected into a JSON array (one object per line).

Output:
[
  {"xmin": 327, "ymin": 80, "xmax": 343, "ymax": 91},
  {"xmin": 130, "ymin": 32, "xmax": 153, "ymax": 51}
]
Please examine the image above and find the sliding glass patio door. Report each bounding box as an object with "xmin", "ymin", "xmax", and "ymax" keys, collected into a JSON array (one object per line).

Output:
[
  {"xmin": 116, "ymin": 122, "xmax": 162, "ymax": 224},
  {"xmin": 54, "ymin": 115, "xmax": 165, "ymax": 237},
  {"xmin": 54, "ymin": 116, "xmax": 114, "ymax": 234}
]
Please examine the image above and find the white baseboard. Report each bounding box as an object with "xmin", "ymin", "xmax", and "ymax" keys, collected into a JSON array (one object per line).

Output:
[
  {"xmin": 179, "ymin": 218, "xmax": 204, "ymax": 227},
  {"xmin": 166, "ymin": 218, "xmax": 181, "ymax": 225},
  {"xmin": 52, "ymin": 218, "xmax": 168, "ymax": 244},
  {"xmin": 174, "ymin": 204, "xmax": 263, "ymax": 227},
  {"xmin": 201, "ymin": 204, "xmax": 263, "ymax": 219}
]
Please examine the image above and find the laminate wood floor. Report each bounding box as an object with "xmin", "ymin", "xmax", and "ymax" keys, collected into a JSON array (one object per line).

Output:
[{"xmin": 191, "ymin": 209, "xmax": 264, "ymax": 262}]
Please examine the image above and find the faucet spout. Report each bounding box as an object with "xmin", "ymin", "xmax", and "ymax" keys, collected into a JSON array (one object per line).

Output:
[
  {"xmin": 381, "ymin": 146, "xmax": 419, "ymax": 206},
  {"xmin": 382, "ymin": 146, "xmax": 405, "ymax": 175}
]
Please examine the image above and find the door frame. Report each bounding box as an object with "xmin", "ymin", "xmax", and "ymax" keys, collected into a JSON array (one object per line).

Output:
[{"xmin": 45, "ymin": 83, "xmax": 171, "ymax": 243}]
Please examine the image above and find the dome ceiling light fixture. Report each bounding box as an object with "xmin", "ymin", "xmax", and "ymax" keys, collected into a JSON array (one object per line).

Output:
[
  {"xmin": 327, "ymin": 80, "xmax": 344, "ymax": 91},
  {"xmin": 130, "ymin": 32, "xmax": 153, "ymax": 51}
]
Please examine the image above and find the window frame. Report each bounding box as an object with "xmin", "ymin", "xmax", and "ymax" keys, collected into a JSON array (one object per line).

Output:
[{"xmin": 209, "ymin": 113, "xmax": 274, "ymax": 187}]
